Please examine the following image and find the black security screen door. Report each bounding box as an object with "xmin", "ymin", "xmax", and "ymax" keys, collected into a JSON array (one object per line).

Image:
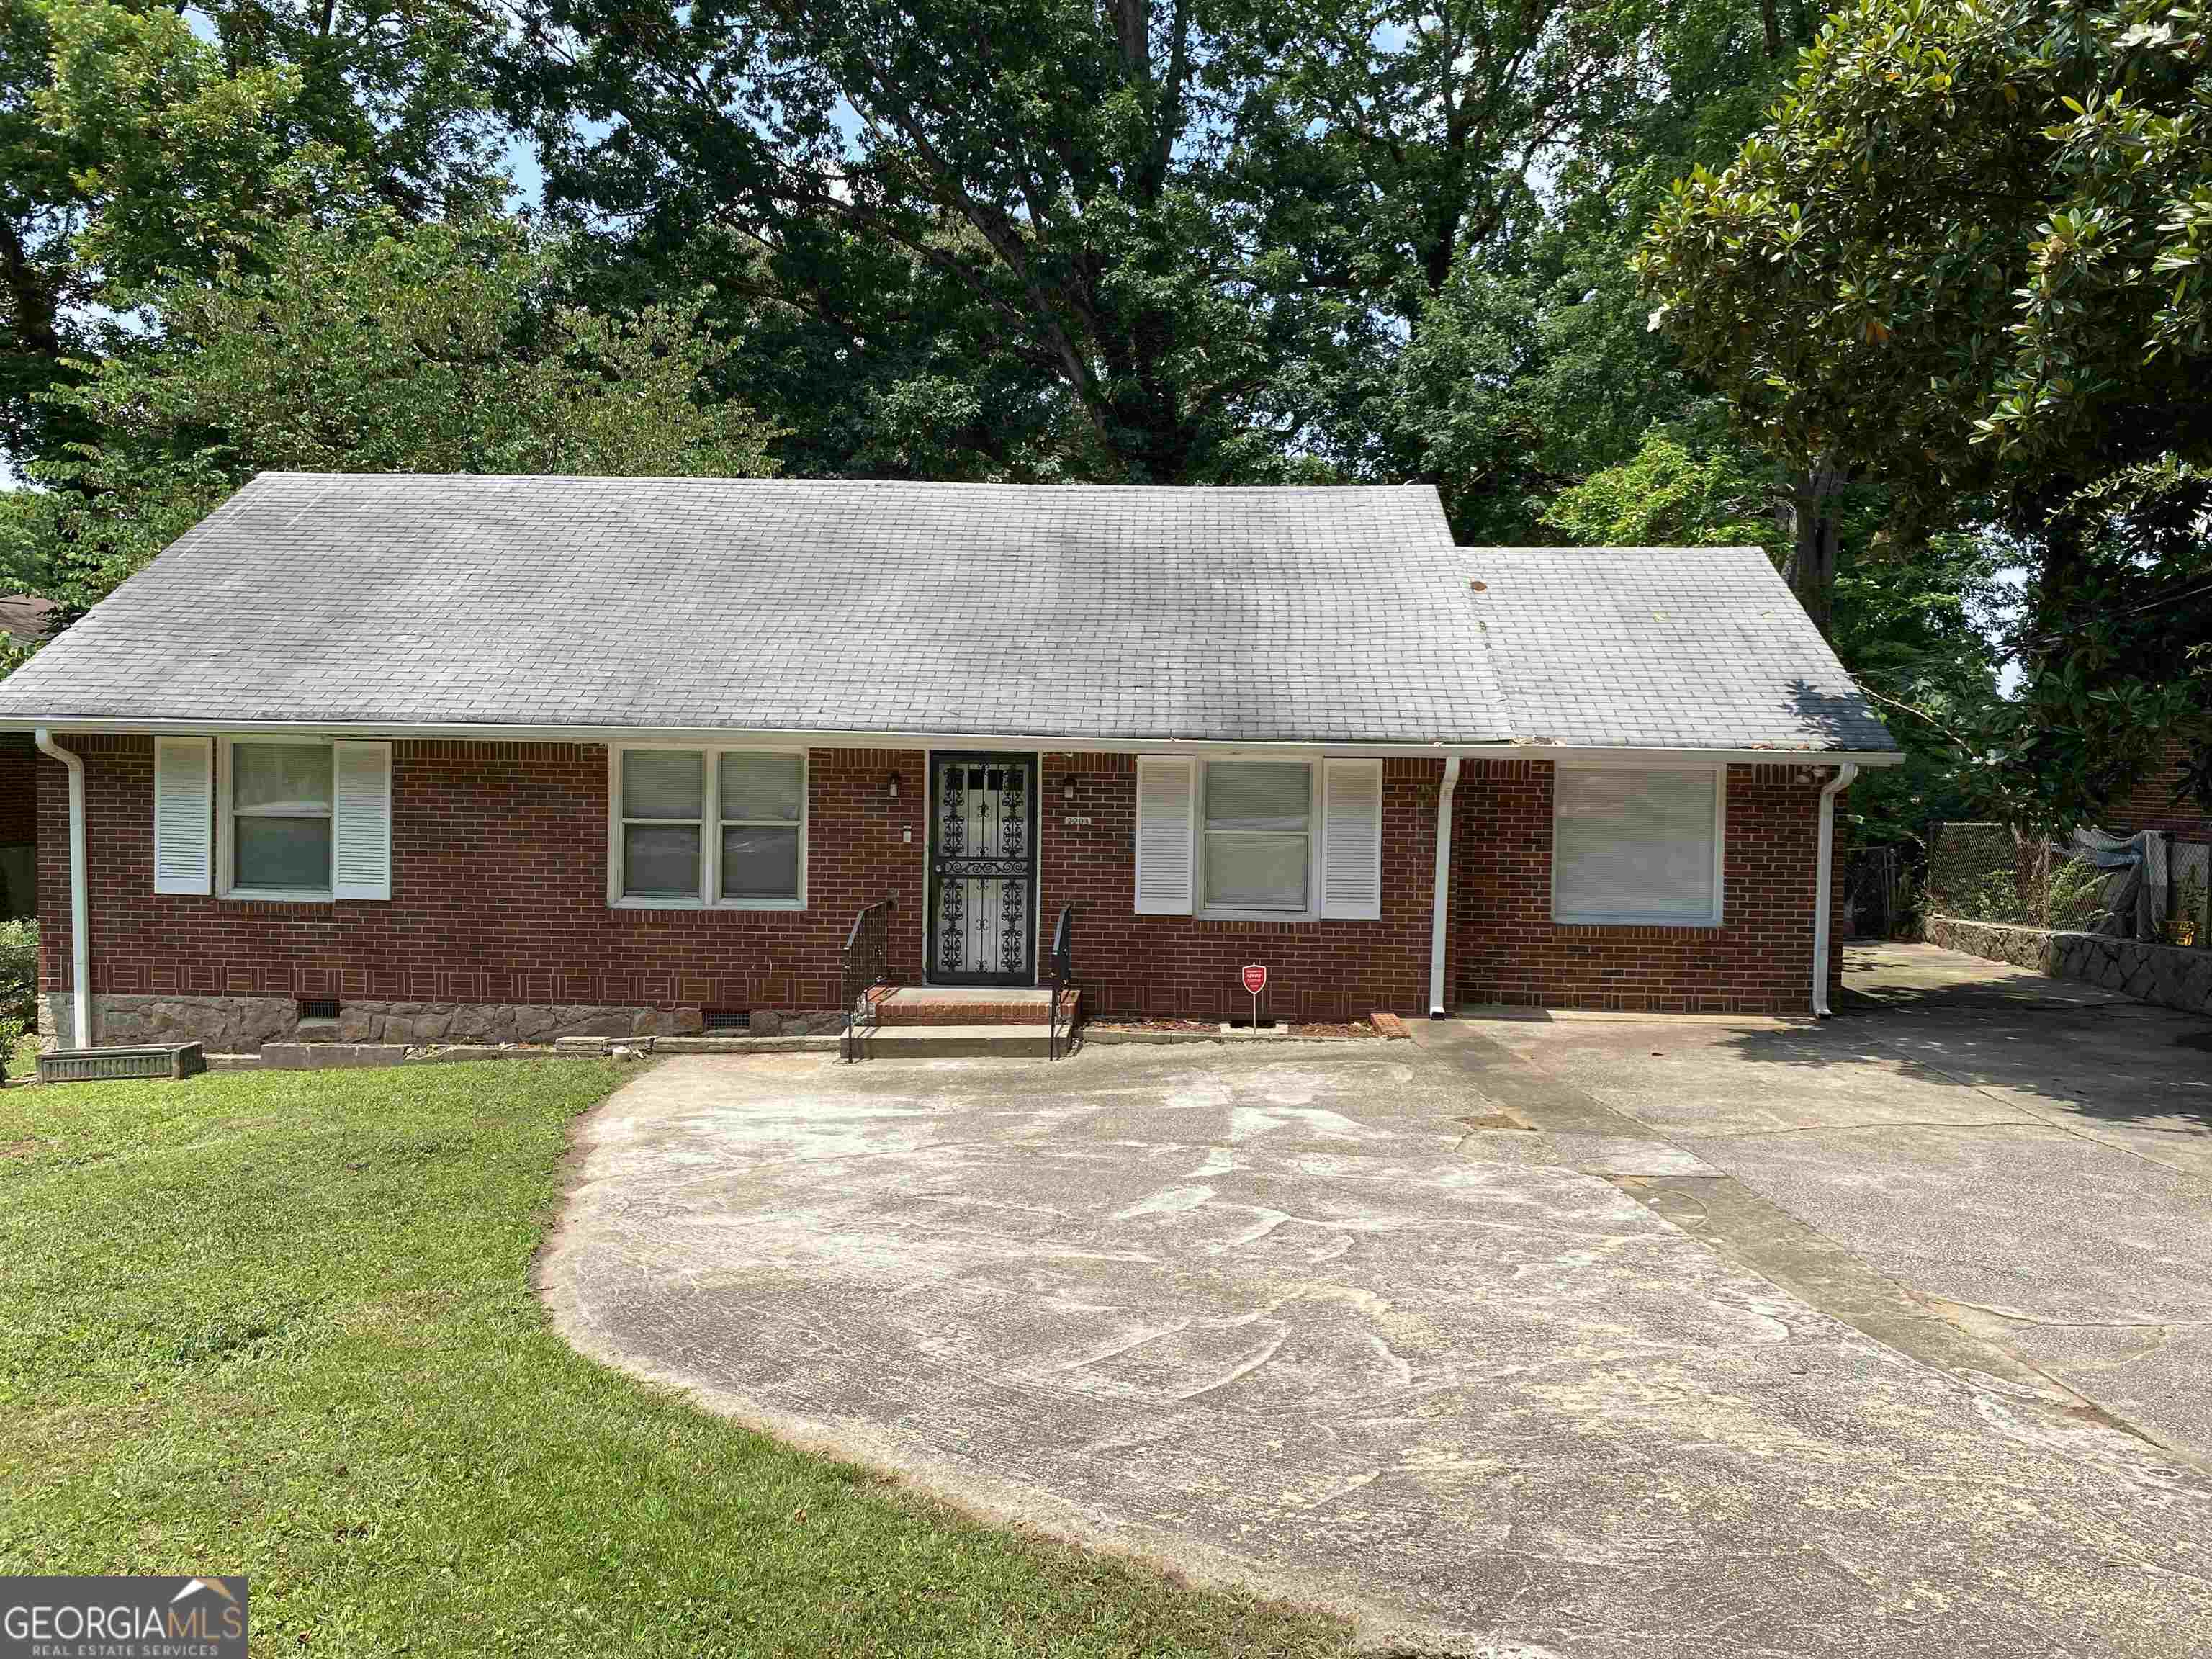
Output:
[{"xmin": 928, "ymin": 753, "xmax": 1037, "ymax": 985}]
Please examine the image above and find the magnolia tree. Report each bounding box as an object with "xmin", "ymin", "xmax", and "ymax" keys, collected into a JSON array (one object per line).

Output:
[{"xmin": 1637, "ymin": 0, "xmax": 2211, "ymax": 829}]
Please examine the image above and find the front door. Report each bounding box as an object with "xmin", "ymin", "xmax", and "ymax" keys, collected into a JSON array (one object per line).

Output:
[{"xmin": 928, "ymin": 753, "xmax": 1037, "ymax": 985}]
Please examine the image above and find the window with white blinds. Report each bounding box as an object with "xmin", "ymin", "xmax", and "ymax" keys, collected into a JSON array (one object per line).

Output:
[
  {"xmin": 1202, "ymin": 760, "xmax": 1313, "ymax": 913},
  {"xmin": 611, "ymin": 746, "xmax": 806, "ymax": 907},
  {"xmin": 1133, "ymin": 755, "xmax": 1385, "ymax": 920},
  {"xmin": 1552, "ymin": 765, "xmax": 1724, "ymax": 925}
]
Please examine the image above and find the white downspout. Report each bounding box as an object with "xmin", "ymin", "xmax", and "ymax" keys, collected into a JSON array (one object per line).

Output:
[
  {"xmin": 1811, "ymin": 762, "xmax": 1858, "ymax": 1019},
  {"xmin": 1429, "ymin": 756, "xmax": 1461, "ymax": 1018},
  {"xmin": 33, "ymin": 727, "xmax": 91, "ymax": 1050}
]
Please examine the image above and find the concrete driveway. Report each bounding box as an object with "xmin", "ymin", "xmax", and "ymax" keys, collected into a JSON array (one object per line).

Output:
[{"xmin": 542, "ymin": 948, "xmax": 2212, "ymax": 1657}]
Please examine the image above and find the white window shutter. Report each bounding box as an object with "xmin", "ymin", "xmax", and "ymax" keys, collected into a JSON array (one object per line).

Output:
[
  {"xmin": 1321, "ymin": 759, "xmax": 1383, "ymax": 919},
  {"xmin": 152, "ymin": 737, "xmax": 213, "ymax": 896},
  {"xmin": 1133, "ymin": 757, "xmax": 1195, "ymax": 914},
  {"xmin": 332, "ymin": 741, "xmax": 393, "ymax": 901}
]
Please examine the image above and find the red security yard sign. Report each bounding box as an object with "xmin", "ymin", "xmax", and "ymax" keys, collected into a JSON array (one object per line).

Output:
[{"xmin": 1241, "ymin": 963, "xmax": 1267, "ymax": 1029}]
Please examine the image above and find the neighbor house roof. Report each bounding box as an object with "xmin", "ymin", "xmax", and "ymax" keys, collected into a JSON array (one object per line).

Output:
[
  {"xmin": 1465, "ymin": 547, "xmax": 1894, "ymax": 752},
  {"xmin": 0, "ymin": 595, "xmax": 54, "ymax": 647},
  {"xmin": 0, "ymin": 474, "xmax": 1507, "ymax": 745}
]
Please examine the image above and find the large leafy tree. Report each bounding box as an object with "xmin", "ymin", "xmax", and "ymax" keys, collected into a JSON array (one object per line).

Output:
[
  {"xmin": 1339, "ymin": 0, "xmax": 1807, "ymax": 537},
  {"xmin": 15, "ymin": 215, "xmax": 777, "ymax": 613},
  {"xmin": 503, "ymin": 0, "xmax": 1321, "ymax": 482},
  {"xmin": 0, "ymin": 0, "xmax": 507, "ymax": 474},
  {"xmin": 1638, "ymin": 0, "xmax": 2211, "ymax": 819}
]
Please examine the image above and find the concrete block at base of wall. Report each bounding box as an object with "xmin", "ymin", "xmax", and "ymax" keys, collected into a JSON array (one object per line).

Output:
[
  {"xmin": 1925, "ymin": 915, "xmax": 2212, "ymax": 1016},
  {"xmin": 747, "ymin": 1009, "xmax": 847, "ymax": 1037},
  {"xmin": 38, "ymin": 993, "xmax": 707, "ymax": 1052},
  {"xmin": 262, "ymin": 1043, "xmax": 413, "ymax": 1070}
]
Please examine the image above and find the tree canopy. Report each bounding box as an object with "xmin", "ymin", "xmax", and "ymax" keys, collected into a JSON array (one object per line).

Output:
[{"xmin": 1639, "ymin": 0, "xmax": 2211, "ymax": 823}]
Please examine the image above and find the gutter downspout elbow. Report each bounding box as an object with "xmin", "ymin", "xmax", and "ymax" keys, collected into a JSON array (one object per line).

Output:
[
  {"xmin": 32, "ymin": 728, "xmax": 91, "ymax": 1050},
  {"xmin": 1429, "ymin": 757, "xmax": 1461, "ymax": 1018},
  {"xmin": 1812, "ymin": 762, "xmax": 1858, "ymax": 1020}
]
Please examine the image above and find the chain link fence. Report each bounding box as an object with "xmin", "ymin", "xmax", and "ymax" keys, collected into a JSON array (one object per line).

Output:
[{"xmin": 1926, "ymin": 822, "xmax": 2209, "ymax": 948}]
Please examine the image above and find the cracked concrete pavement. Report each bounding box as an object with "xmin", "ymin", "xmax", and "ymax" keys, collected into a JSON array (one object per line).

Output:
[
  {"xmin": 541, "ymin": 941, "xmax": 2212, "ymax": 1657},
  {"xmin": 1478, "ymin": 941, "xmax": 2212, "ymax": 1467}
]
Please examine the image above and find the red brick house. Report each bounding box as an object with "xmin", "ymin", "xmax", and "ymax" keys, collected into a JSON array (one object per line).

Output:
[{"xmin": 0, "ymin": 476, "xmax": 1898, "ymax": 1053}]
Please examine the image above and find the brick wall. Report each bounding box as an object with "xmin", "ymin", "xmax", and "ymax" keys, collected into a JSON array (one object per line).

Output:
[
  {"xmin": 1039, "ymin": 752, "xmax": 1441, "ymax": 1020},
  {"xmin": 37, "ymin": 737, "xmax": 927, "ymax": 1010},
  {"xmin": 2103, "ymin": 734, "xmax": 2211, "ymax": 838},
  {"xmin": 1451, "ymin": 760, "xmax": 1838, "ymax": 1015},
  {"xmin": 35, "ymin": 738, "xmax": 1844, "ymax": 1020}
]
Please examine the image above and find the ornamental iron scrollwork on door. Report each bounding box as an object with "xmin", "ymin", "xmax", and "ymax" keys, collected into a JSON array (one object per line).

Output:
[{"xmin": 929, "ymin": 755, "xmax": 1036, "ymax": 984}]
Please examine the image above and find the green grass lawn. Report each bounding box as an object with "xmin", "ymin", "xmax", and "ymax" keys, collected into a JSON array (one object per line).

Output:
[{"xmin": 0, "ymin": 1060, "xmax": 1350, "ymax": 1657}]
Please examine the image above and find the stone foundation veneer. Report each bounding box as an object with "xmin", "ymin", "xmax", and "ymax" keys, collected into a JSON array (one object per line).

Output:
[
  {"xmin": 39, "ymin": 992, "xmax": 709, "ymax": 1052},
  {"xmin": 1924, "ymin": 914, "xmax": 2212, "ymax": 1017}
]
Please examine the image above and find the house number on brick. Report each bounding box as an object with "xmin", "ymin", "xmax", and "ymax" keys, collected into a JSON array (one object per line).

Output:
[{"xmin": 1063, "ymin": 815, "xmax": 1094, "ymax": 827}]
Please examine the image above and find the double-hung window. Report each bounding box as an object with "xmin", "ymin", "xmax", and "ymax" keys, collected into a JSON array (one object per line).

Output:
[
  {"xmin": 201, "ymin": 737, "xmax": 391, "ymax": 902},
  {"xmin": 230, "ymin": 740, "xmax": 335, "ymax": 896},
  {"xmin": 1551, "ymin": 765, "xmax": 1725, "ymax": 926},
  {"xmin": 1200, "ymin": 760, "xmax": 1315, "ymax": 915},
  {"xmin": 1133, "ymin": 755, "xmax": 1379, "ymax": 920},
  {"xmin": 613, "ymin": 746, "xmax": 806, "ymax": 907}
]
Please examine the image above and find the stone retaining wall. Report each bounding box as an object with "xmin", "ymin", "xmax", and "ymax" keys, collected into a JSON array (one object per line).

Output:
[
  {"xmin": 1924, "ymin": 916, "xmax": 2212, "ymax": 1016},
  {"xmin": 39, "ymin": 993, "xmax": 706, "ymax": 1052}
]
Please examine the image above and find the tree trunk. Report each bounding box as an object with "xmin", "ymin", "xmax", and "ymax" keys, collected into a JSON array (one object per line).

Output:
[
  {"xmin": 1760, "ymin": 0, "xmax": 1784, "ymax": 57},
  {"xmin": 1777, "ymin": 460, "xmax": 1843, "ymax": 638}
]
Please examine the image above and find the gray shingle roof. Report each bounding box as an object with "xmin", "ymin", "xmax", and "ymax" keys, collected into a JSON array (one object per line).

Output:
[
  {"xmin": 1465, "ymin": 547, "xmax": 1894, "ymax": 752},
  {"xmin": 0, "ymin": 477, "xmax": 1894, "ymax": 754},
  {"xmin": 0, "ymin": 474, "xmax": 1509, "ymax": 745}
]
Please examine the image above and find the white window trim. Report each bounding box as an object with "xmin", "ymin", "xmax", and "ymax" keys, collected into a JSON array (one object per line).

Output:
[
  {"xmin": 217, "ymin": 734, "xmax": 337, "ymax": 903},
  {"xmin": 607, "ymin": 743, "xmax": 809, "ymax": 911},
  {"xmin": 1194, "ymin": 753, "xmax": 1325, "ymax": 922},
  {"xmin": 1549, "ymin": 759, "xmax": 1727, "ymax": 928}
]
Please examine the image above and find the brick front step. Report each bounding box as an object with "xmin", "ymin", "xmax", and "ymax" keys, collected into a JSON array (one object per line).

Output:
[
  {"xmin": 857, "ymin": 1025, "xmax": 1056, "ymax": 1058},
  {"xmin": 873, "ymin": 986, "xmax": 1079, "ymax": 1027}
]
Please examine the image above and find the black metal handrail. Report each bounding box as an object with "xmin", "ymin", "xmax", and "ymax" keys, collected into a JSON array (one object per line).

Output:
[
  {"xmin": 840, "ymin": 899, "xmax": 894, "ymax": 1061},
  {"xmin": 1048, "ymin": 902, "xmax": 1077, "ymax": 1060}
]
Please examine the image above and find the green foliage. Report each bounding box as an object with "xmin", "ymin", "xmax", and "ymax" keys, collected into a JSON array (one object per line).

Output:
[
  {"xmin": 1542, "ymin": 423, "xmax": 1779, "ymax": 552},
  {"xmin": 1639, "ymin": 0, "xmax": 2212, "ymax": 828},
  {"xmin": 0, "ymin": 0, "xmax": 507, "ymax": 472},
  {"xmin": 0, "ymin": 1061, "xmax": 1350, "ymax": 1654},
  {"xmin": 23, "ymin": 215, "xmax": 779, "ymax": 611},
  {"xmin": 0, "ymin": 917, "xmax": 35, "ymax": 1019}
]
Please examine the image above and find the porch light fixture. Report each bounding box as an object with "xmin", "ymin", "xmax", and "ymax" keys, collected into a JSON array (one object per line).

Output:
[
  {"xmin": 1061, "ymin": 773, "xmax": 1078, "ymax": 803},
  {"xmin": 886, "ymin": 770, "xmax": 902, "ymax": 801}
]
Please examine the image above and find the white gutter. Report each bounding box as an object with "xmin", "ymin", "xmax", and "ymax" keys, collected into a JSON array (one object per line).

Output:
[
  {"xmin": 33, "ymin": 727, "xmax": 91, "ymax": 1050},
  {"xmin": 1429, "ymin": 756, "xmax": 1460, "ymax": 1018},
  {"xmin": 1811, "ymin": 762, "xmax": 1859, "ymax": 1018}
]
